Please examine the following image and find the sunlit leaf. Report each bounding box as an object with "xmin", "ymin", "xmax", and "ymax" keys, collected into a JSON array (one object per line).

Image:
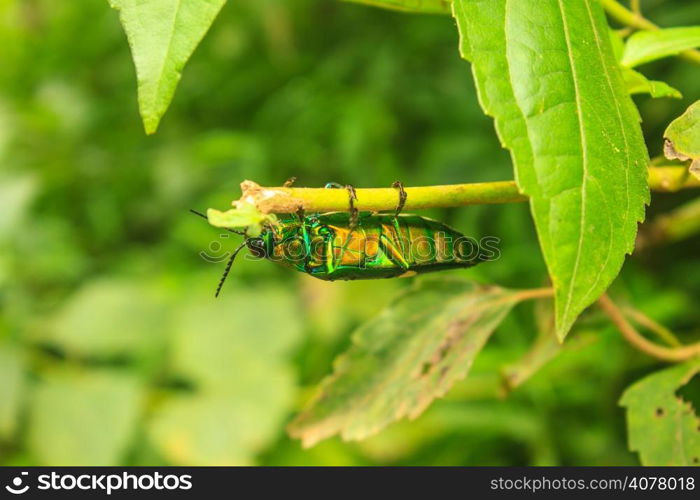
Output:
[
  {"xmin": 622, "ymin": 68, "xmax": 682, "ymax": 99},
  {"xmin": 622, "ymin": 27, "xmax": 700, "ymax": 68},
  {"xmin": 28, "ymin": 371, "xmax": 143, "ymax": 465},
  {"xmin": 620, "ymin": 360, "xmax": 700, "ymax": 466},
  {"xmin": 207, "ymin": 203, "xmax": 275, "ymax": 237},
  {"xmin": 288, "ymin": 278, "xmax": 522, "ymax": 447},
  {"xmin": 344, "ymin": 0, "xmax": 451, "ymax": 14},
  {"xmin": 664, "ymin": 99, "xmax": 700, "ymax": 180},
  {"xmin": 611, "ymin": 32, "xmax": 680, "ymax": 99},
  {"xmin": 39, "ymin": 278, "xmax": 167, "ymax": 358},
  {"xmin": 109, "ymin": 0, "xmax": 227, "ymax": 134},
  {"xmin": 453, "ymin": 0, "xmax": 649, "ymax": 340}
]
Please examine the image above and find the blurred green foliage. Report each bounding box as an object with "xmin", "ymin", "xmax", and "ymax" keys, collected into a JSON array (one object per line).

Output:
[{"xmin": 0, "ymin": 0, "xmax": 699, "ymax": 466}]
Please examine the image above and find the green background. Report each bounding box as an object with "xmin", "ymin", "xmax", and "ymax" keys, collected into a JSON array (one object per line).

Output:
[{"xmin": 1, "ymin": 0, "xmax": 699, "ymax": 465}]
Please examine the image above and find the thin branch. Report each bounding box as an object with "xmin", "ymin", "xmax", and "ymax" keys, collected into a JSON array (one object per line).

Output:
[
  {"xmin": 600, "ymin": 0, "xmax": 700, "ymax": 66},
  {"xmin": 621, "ymin": 305, "xmax": 682, "ymax": 347},
  {"xmin": 489, "ymin": 287, "xmax": 553, "ymax": 309},
  {"xmin": 240, "ymin": 166, "xmax": 698, "ymax": 214},
  {"xmin": 511, "ymin": 287, "xmax": 554, "ymax": 302},
  {"xmin": 598, "ymin": 294, "xmax": 700, "ymax": 362},
  {"xmin": 648, "ymin": 165, "xmax": 700, "ymax": 192},
  {"xmin": 600, "ymin": 0, "xmax": 658, "ymax": 30},
  {"xmin": 630, "ymin": 0, "xmax": 641, "ymax": 17},
  {"xmin": 240, "ymin": 179, "xmax": 528, "ymax": 214}
]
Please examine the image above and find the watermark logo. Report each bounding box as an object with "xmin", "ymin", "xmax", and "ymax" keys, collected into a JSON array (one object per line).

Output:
[
  {"xmin": 5, "ymin": 472, "xmax": 29, "ymax": 495},
  {"xmin": 199, "ymin": 233, "xmax": 234, "ymax": 263}
]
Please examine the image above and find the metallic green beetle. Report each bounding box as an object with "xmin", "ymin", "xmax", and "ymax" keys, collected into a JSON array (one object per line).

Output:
[
  {"xmin": 194, "ymin": 183, "xmax": 493, "ymax": 296},
  {"xmin": 247, "ymin": 211, "xmax": 483, "ymax": 281}
]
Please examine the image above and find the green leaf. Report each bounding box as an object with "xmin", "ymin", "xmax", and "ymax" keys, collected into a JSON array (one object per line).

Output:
[
  {"xmin": 0, "ymin": 343, "xmax": 26, "ymax": 439},
  {"xmin": 207, "ymin": 203, "xmax": 276, "ymax": 237},
  {"xmin": 664, "ymin": 100, "xmax": 700, "ymax": 180},
  {"xmin": 288, "ymin": 278, "xmax": 522, "ymax": 447},
  {"xmin": 620, "ymin": 360, "xmax": 700, "ymax": 466},
  {"xmin": 453, "ymin": 0, "xmax": 649, "ymax": 340},
  {"xmin": 169, "ymin": 289, "xmax": 301, "ymax": 392},
  {"xmin": 39, "ymin": 278, "xmax": 167, "ymax": 358},
  {"xmin": 622, "ymin": 68, "xmax": 682, "ymax": 99},
  {"xmin": 343, "ymin": 0, "xmax": 451, "ymax": 14},
  {"xmin": 109, "ymin": 0, "xmax": 226, "ymax": 134},
  {"xmin": 622, "ymin": 27, "xmax": 700, "ymax": 68},
  {"xmin": 148, "ymin": 288, "xmax": 302, "ymax": 465},
  {"xmin": 28, "ymin": 371, "xmax": 143, "ymax": 465},
  {"xmin": 609, "ymin": 29, "xmax": 625, "ymax": 62}
]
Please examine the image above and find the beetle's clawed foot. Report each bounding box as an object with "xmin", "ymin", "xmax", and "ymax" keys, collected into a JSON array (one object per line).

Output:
[
  {"xmin": 324, "ymin": 182, "xmax": 359, "ymax": 228},
  {"xmin": 391, "ymin": 180, "xmax": 407, "ymax": 217},
  {"xmin": 346, "ymin": 184, "xmax": 359, "ymax": 229}
]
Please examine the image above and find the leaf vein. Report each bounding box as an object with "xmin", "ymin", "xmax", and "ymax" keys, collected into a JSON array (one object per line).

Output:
[
  {"xmin": 153, "ymin": 0, "xmax": 183, "ymax": 105},
  {"xmin": 556, "ymin": 0, "xmax": 588, "ymax": 323},
  {"xmin": 575, "ymin": 0, "xmax": 625, "ymax": 304}
]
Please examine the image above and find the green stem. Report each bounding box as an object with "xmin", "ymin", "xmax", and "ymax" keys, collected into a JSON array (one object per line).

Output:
[
  {"xmin": 600, "ymin": 0, "xmax": 700, "ymax": 66},
  {"xmin": 599, "ymin": 294, "xmax": 700, "ymax": 362},
  {"xmin": 630, "ymin": 0, "xmax": 641, "ymax": 16},
  {"xmin": 648, "ymin": 165, "xmax": 700, "ymax": 192},
  {"xmin": 241, "ymin": 180, "xmax": 527, "ymax": 214},
  {"xmin": 600, "ymin": 0, "xmax": 655, "ymax": 30},
  {"xmin": 621, "ymin": 305, "xmax": 682, "ymax": 347},
  {"xmin": 241, "ymin": 166, "xmax": 698, "ymax": 214},
  {"xmin": 647, "ymin": 197, "xmax": 700, "ymax": 245}
]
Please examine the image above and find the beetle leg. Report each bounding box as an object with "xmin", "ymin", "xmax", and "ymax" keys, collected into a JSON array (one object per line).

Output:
[
  {"xmin": 324, "ymin": 182, "xmax": 359, "ymax": 227},
  {"xmin": 346, "ymin": 184, "xmax": 359, "ymax": 229},
  {"xmin": 391, "ymin": 180, "xmax": 407, "ymax": 217},
  {"xmin": 296, "ymin": 205, "xmax": 305, "ymax": 222}
]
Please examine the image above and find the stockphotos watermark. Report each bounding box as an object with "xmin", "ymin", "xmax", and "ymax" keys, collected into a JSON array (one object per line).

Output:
[
  {"xmin": 199, "ymin": 232, "xmax": 502, "ymax": 266},
  {"xmin": 4, "ymin": 471, "xmax": 192, "ymax": 495}
]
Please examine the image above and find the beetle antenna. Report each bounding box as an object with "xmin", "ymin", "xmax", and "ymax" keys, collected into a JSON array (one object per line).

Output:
[
  {"xmin": 189, "ymin": 209, "xmax": 245, "ymax": 236},
  {"xmin": 215, "ymin": 241, "xmax": 247, "ymax": 298}
]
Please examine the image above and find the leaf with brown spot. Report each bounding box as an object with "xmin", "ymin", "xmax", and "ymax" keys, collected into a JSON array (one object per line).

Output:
[
  {"xmin": 620, "ymin": 359, "xmax": 700, "ymax": 466},
  {"xmin": 287, "ymin": 278, "xmax": 523, "ymax": 447}
]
